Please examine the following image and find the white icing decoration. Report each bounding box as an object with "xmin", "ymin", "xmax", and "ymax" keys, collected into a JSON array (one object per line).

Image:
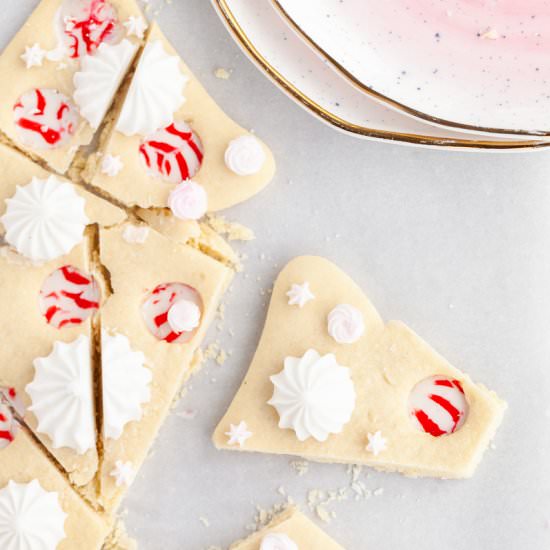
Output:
[
  {"xmin": 167, "ymin": 300, "xmax": 201, "ymax": 333},
  {"xmin": 21, "ymin": 44, "xmax": 46, "ymax": 68},
  {"xmin": 168, "ymin": 181, "xmax": 208, "ymax": 221},
  {"xmin": 224, "ymin": 135, "xmax": 266, "ymax": 176},
  {"xmin": 268, "ymin": 349, "xmax": 356, "ymax": 442},
  {"xmin": 366, "ymin": 430, "xmax": 387, "ymax": 456},
  {"xmin": 101, "ymin": 153, "xmax": 124, "ymax": 177},
  {"xmin": 109, "ymin": 460, "xmax": 135, "ymax": 487},
  {"xmin": 327, "ymin": 304, "xmax": 364, "ymax": 344},
  {"xmin": 261, "ymin": 533, "xmax": 298, "ymax": 550},
  {"xmin": 102, "ymin": 331, "xmax": 151, "ymax": 440},
  {"xmin": 122, "ymin": 224, "xmax": 150, "ymax": 244},
  {"xmin": 74, "ymin": 39, "xmax": 137, "ymax": 129},
  {"xmin": 0, "ymin": 176, "xmax": 89, "ymax": 262},
  {"xmin": 286, "ymin": 282, "xmax": 315, "ymax": 308},
  {"xmin": 26, "ymin": 336, "xmax": 95, "ymax": 454},
  {"xmin": 225, "ymin": 421, "xmax": 252, "ymax": 447},
  {"xmin": 116, "ymin": 40, "xmax": 187, "ymax": 136},
  {"xmin": 123, "ymin": 16, "xmax": 148, "ymax": 39},
  {"xmin": 0, "ymin": 480, "xmax": 67, "ymax": 550}
]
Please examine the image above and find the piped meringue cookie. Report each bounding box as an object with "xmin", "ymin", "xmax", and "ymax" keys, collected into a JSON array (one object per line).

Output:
[
  {"xmin": 116, "ymin": 40, "xmax": 187, "ymax": 136},
  {"xmin": 167, "ymin": 299, "xmax": 201, "ymax": 333},
  {"xmin": 102, "ymin": 330, "xmax": 151, "ymax": 440},
  {"xmin": 0, "ymin": 480, "xmax": 67, "ymax": 550},
  {"xmin": 0, "ymin": 176, "xmax": 89, "ymax": 262},
  {"xmin": 26, "ymin": 335, "xmax": 95, "ymax": 454},
  {"xmin": 268, "ymin": 349, "xmax": 356, "ymax": 442},
  {"xmin": 260, "ymin": 533, "xmax": 298, "ymax": 550},
  {"xmin": 73, "ymin": 39, "xmax": 137, "ymax": 129},
  {"xmin": 168, "ymin": 181, "xmax": 208, "ymax": 221},
  {"xmin": 224, "ymin": 135, "xmax": 266, "ymax": 176},
  {"xmin": 327, "ymin": 304, "xmax": 365, "ymax": 344}
]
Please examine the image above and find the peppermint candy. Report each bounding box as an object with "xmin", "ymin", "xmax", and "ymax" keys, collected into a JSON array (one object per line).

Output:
[
  {"xmin": 141, "ymin": 283, "xmax": 202, "ymax": 344},
  {"xmin": 139, "ymin": 122, "xmax": 204, "ymax": 184},
  {"xmin": 0, "ymin": 401, "xmax": 17, "ymax": 450},
  {"xmin": 58, "ymin": 0, "xmax": 121, "ymax": 59},
  {"xmin": 408, "ymin": 375, "xmax": 468, "ymax": 437},
  {"xmin": 39, "ymin": 265, "xmax": 100, "ymax": 329},
  {"xmin": 13, "ymin": 88, "xmax": 78, "ymax": 149}
]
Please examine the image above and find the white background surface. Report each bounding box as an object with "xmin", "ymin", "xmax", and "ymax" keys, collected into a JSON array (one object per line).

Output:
[{"xmin": 3, "ymin": 2, "xmax": 550, "ymax": 549}]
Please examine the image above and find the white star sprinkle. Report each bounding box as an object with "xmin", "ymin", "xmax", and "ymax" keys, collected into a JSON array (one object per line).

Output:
[
  {"xmin": 225, "ymin": 421, "xmax": 252, "ymax": 447},
  {"xmin": 101, "ymin": 154, "xmax": 124, "ymax": 177},
  {"xmin": 123, "ymin": 16, "xmax": 148, "ymax": 39},
  {"xmin": 21, "ymin": 43, "xmax": 46, "ymax": 69},
  {"xmin": 109, "ymin": 460, "xmax": 135, "ymax": 487},
  {"xmin": 286, "ymin": 282, "xmax": 315, "ymax": 308},
  {"xmin": 366, "ymin": 431, "xmax": 387, "ymax": 456}
]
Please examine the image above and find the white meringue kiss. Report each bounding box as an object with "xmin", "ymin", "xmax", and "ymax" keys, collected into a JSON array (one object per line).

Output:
[
  {"xmin": 224, "ymin": 135, "xmax": 265, "ymax": 176},
  {"xmin": 167, "ymin": 299, "xmax": 201, "ymax": 333},
  {"xmin": 327, "ymin": 303, "xmax": 365, "ymax": 344},
  {"xmin": 168, "ymin": 181, "xmax": 207, "ymax": 220}
]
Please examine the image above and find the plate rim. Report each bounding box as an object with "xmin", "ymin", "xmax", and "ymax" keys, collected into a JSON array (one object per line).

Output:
[
  {"xmin": 271, "ymin": 0, "xmax": 550, "ymax": 139},
  {"xmin": 211, "ymin": 0, "xmax": 549, "ymax": 151}
]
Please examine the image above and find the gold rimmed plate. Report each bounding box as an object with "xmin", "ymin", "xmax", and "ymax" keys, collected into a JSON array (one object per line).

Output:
[
  {"xmin": 211, "ymin": 0, "xmax": 549, "ymax": 151},
  {"xmin": 272, "ymin": 0, "xmax": 550, "ymax": 139}
]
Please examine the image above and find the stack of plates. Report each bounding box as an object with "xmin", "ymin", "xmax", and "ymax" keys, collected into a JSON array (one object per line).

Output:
[{"xmin": 212, "ymin": 0, "xmax": 550, "ymax": 151}]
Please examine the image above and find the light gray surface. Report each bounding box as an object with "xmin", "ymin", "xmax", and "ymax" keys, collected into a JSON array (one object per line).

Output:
[{"xmin": 3, "ymin": 2, "xmax": 550, "ymax": 549}]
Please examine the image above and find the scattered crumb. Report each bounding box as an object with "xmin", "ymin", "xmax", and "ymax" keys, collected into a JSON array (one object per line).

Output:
[
  {"xmin": 373, "ymin": 488, "xmax": 384, "ymax": 497},
  {"xmin": 205, "ymin": 214, "xmax": 255, "ymax": 241},
  {"xmin": 215, "ymin": 67, "xmax": 231, "ymax": 80},
  {"xmin": 290, "ymin": 460, "xmax": 309, "ymax": 476},
  {"xmin": 199, "ymin": 516, "xmax": 210, "ymax": 527},
  {"xmin": 246, "ymin": 499, "xmax": 295, "ymax": 532},
  {"xmin": 315, "ymin": 504, "xmax": 331, "ymax": 523},
  {"xmin": 277, "ymin": 486, "xmax": 286, "ymax": 496}
]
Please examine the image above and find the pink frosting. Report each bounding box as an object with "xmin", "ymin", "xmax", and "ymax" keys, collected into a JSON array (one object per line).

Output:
[{"xmin": 167, "ymin": 181, "xmax": 207, "ymax": 220}]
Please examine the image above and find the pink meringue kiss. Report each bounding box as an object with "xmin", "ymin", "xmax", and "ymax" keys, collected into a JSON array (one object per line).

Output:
[{"xmin": 167, "ymin": 180, "xmax": 207, "ymax": 220}]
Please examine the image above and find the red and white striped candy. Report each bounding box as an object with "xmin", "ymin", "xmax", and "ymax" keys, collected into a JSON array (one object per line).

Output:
[
  {"xmin": 13, "ymin": 88, "xmax": 78, "ymax": 150},
  {"xmin": 141, "ymin": 283, "xmax": 202, "ymax": 344},
  {"xmin": 58, "ymin": 0, "xmax": 121, "ymax": 59},
  {"xmin": 408, "ymin": 375, "xmax": 468, "ymax": 437},
  {"xmin": 39, "ymin": 265, "xmax": 100, "ymax": 329},
  {"xmin": 139, "ymin": 122, "xmax": 204, "ymax": 184},
  {"xmin": 0, "ymin": 387, "xmax": 25, "ymax": 417},
  {"xmin": 0, "ymin": 401, "xmax": 17, "ymax": 450}
]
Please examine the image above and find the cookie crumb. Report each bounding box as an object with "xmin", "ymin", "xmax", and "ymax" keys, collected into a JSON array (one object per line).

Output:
[{"xmin": 215, "ymin": 67, "xmax": 231, "ymax": 80}]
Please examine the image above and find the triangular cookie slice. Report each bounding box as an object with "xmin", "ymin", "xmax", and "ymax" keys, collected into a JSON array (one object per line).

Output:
[
  {"xmin": 229, "ymin": 506, "xmax": 344, "ymax": 550},
  {"xmin": 97, "ymin": 223, "xmax": 233, "ymax": 512},
  {"xmin": 83, "ymin": 22, "xmax": 275, "ymax": 213},
  {"xmin": 0, "ymin": 0, "xmax": 145, "ymax": 173},
  {"xmin": 214, "ymin": 256, "xmax": 506, "ymax": 478},
  {"xmin": 0, "ymin": 407, "xmax": 109, "ymax": 548},
  {"xmin": 0, "ymin": 143, "xmax": 125, "ymax": 491}
]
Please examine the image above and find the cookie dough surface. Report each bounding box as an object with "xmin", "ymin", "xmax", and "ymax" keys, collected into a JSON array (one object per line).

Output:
[
  {"xmin": 229, "ymin": 507, "xmax": 344, "ymax": 550},
  {"xmin": 214, "ymin": 256, "xmax": 506, "ymax": 478}
]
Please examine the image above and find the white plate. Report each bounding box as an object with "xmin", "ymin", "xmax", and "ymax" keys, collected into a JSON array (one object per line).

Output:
[
  {"xmin": 273, "ymin": 0, "xmax": 550, "ymax": 138},
  {"xmin": 211, "ymin": 0, "xmax": 549, "ymax": 151}
]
